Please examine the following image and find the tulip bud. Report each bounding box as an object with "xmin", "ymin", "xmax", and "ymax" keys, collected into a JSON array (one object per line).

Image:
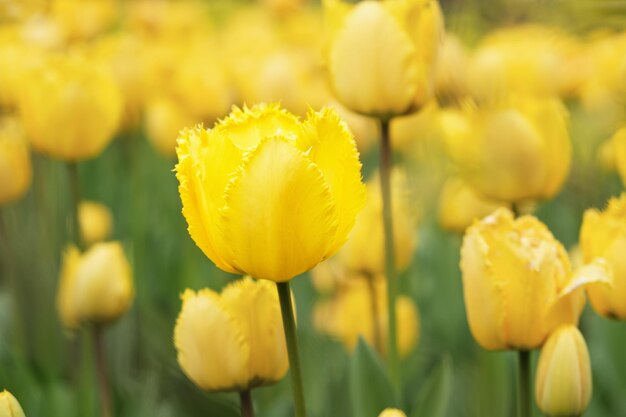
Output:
[
  {"xmin": 0, "ymin": 390, "xmax": 26, "ymax": 417},
  {"xmin": 0, "ymin": 116, "xmax": 31, "ymax": 206},
  {"xmin": 535, "ymin": 325, "xmax": 592, "ymax": 417},
  {"xmin": 57, "ymin": 242, "xmax": 133, "ymax": 329},
  {"xmin": 78, "ymin": 201, "xmax": 112, "ymax": 246},
  {"xmin": 378, "ymin": 409, "xmax": 406, "ymax": 417}
]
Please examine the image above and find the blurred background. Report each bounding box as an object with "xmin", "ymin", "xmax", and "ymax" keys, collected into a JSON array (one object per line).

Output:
[{"xmin": 1, "ymin": 0, "xmax": 626, "ymax": 416}]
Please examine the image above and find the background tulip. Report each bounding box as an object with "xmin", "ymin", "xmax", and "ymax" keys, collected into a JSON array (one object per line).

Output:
[
  {"xmin": 78, "ymin": 201, "xmax": 113, "ymax": 246},
  {"xmin": 0, "ymin": 390, "xmax": 26, "ymax": 417},
  {"xmin": 0, "ymin": 116, "xmax": 31, "ymax": 206},
  {"xmin": 378, "ymin": 409, "xmax": 406, "ymax": 417}
]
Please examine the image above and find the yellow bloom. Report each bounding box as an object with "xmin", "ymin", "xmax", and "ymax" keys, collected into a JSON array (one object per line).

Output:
[
  {"xmin": 378, "ymin": 409, "xmax": 406, "ymax": 417},
  {"xmin": 0, "ymin": 390, "xmax": 26, "ymax": 417},
  {"xmin": 434, "ymin": 33, "xmax": 469, "ymax": 103},
  {"xmin": 580, "ymin": 194, "xmax": 626, "ymax": 320},
  {"xmin": 19, "ymin": 53, "xmax": 122, "ymax": 161},
  {"xmin": 79, "ymin": 201, "xmax": 112, "ymax": 246},
  {"xmin": 0, "ymin": 116, "xmax": 31, "ymax": 206},
  {"xmin": 441, "ymin": 96, "xmax": 571, "ymax": 202},
  {"xmin": 437, "ymin": 177, "xmax": 509, "ymax": 233},
  {"xmin": 145, "ymin": 97, "xmax": 196, "ymax": 157},
  {"xmin": 611, "ymin": 127, "xmax": 626, "ymax": 185},
  {"xmin": 338, "ymin": 170, "xmax": 417, "ymax": 275},
  {"xmin": 51, "ymin": 0, "xmax": 117, "ymax": 41},
  {"xmin": 329, "ymin": 101, "xmax": 379, "ymax": 154},
  {"xmin": 174, "ymin": 277, "xmax": 288, "ymax": 392},
  {"xmin": 57, "ymin": 242, "xmax": 133, "ymax": 329},
  {"xmin": 260, "ymin": 0, "xmax": 306, "ymax": 14},
  {"xmin": 323, "ymin": 0, "xmax": 444, "ymax": 118},
  {"xmin": 175, "ymin": 104, "xmax": 366, "ymax": 282},
  {"xmin": 535, "ymin": 325, "xmax": 592, "ymax": 417},
  {"xmin": 460, "ymin": 208, "xmax": 610, "ymax": 350}
]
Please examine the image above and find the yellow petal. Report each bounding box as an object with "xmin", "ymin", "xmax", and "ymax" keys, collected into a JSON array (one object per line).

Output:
[
  {"xmin": 174, "ymin": 289, "xmax": 250, "ymax": 391},
  {"xmin": 221, "ymin": 138, "xmax": 339, "ymax": 281},
  {"xmin": 0, "ymin": 390, "xmax": 26, "ymax": 417},
  {"xmin": 298, "ymin": 107, "xmax": 366, "ymax": 257},
  {"xmin": 378, "ymin": 408, "xmax": 407, "ymax": 417},
  {"xmin": 57, "ymin": 245, "xmax": 81, "ymax": 329}
]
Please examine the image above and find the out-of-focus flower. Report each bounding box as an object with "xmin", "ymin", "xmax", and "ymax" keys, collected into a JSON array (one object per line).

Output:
[
  {"xmin": 0, "ymin": 390, "xmax": 26, "ymax": 417},
  {"xmin": 174, "ymin": 277, "xmax": 288, "ymax": 392},
  {"xmin": 18, "ymin": 53, "xmax": 122, "ymax": 161},
  {"xmin": 330, "ymin": 102, "xmax": 379, "ymax": 153},
  {"xmin": 535, "ymin": 325, "xmax": 592, "ymax": 417},
  {"xmin": 0, "ymin": 116, "xmax": 31, "ymax": 206},
  {"xmin": 260, "ymin": 0, "xmax": 307, "ymax": 14},
  {"xmin": 442, "ymin": 96, "xmax": 571, "ymax": 203},
  {"xmin": 175, "ymin": 104, "xmax": 366, "ymax": 282},
  {"xmin": 460, "ymin": 208, "xmax": 610, "ymax": 350},
  {"xmin": 596, "ymin": 138, "xmax": 616, "ymax": 173},
  {"xmin": 79, "ymin": 201, "xmax": 112, "ymax": 246},
  {"xmin": 145, "ymin": 97, "xmax": 196, "ymax": 157},
  {"xmin": 57, "ymin": 242, "xmax": 133, "ymax": 329},
  {"xmin": 314, "ymin": 279, "xmax": 419, "ymax": 357},
  {"xmin": 51, "ymin": 0, "xmax": 117, "ymax": 41},
  {"xmin": 611, "ymin": 127, "xmax": 626, "ymax": 185},
  {"xmin": 338, "ymin": 170, "xmax": 417, "ymax": 276},
  {"xmin": 580, "ymin": 194, "xmax": 626, "ymax": 320},
  {"xmin": 310, "ymin": 257, "xmax": 349, "ymax": 294},
  {"xmin": 390, "ymin": 101, "xmax": 440, "ymax": 153},
  {"xmin": 125, "ymin": 0, "xmax": 211, "ymax": 39},
  {"xmin": 378, "ymin": 409, "xmax": 406, "ymax": 417},
  {"xmin": 437, "ymin": 176, "xmax": 508, "ymax": 233},
  {"xmin": 435, "ymin": 33, "xmax": 469, "ymax": 104},
  {"xmin": 323, "ymin": 0, "xmax": 444, "ymax": 118}
]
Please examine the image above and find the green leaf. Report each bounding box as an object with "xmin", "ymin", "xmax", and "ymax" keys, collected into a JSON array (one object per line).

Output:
[
  {"xmin": 349, "ymin": 337, "xmax": 397, "ymax": 417},
  {"xmin": 409, "ymin": 355, "xmax": 453, "ymax": 417}
]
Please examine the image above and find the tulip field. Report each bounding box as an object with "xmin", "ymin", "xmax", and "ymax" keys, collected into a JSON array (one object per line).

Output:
[{"xmin": 2, "ymin": 1, "xmax": 626, "ymax": 417}]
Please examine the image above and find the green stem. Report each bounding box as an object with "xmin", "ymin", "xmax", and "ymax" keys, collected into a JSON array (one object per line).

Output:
[
  {"xmin": 239, "ymin": 390, "xmax": 255, "ymax": 417},
  {"xmin": 379, "ymin": 118, "xmax": 399, "ymax": 393},
  {"xmin": 518, "ymin": 350, "xmax": 531, "ymax": 417},
  {"xmin": 276, "ymin": 282, "xmax": 306, "ymax": 417},
  {"xmin": 365, "ymin": 273, "xmax": 383, "ymax": 355},
  {"xmin": 94, "ymin": 327, "xmax": 113, "ymax": 417},
  {"xmin": 66, "ymin": 162, "xmax": 84, "ymax": 250}
]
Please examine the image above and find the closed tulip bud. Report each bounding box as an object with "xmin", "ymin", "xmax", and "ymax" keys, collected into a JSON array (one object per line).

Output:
[
  {"xmin": 611, "ymin": 127, "xmax": 626, "ymax": 185},
  {"xmin": 461, "ymin": 208, "xmax": 610, "ymax": 350},
  {"xmin": 78, "ymin": 201, "xmax": 112, "ymax": 246},
  {"xmin": 0, "ymin": 117, "xmax": 31, "ymax": 206},
  {"xmin": 145, "ymin": 97, "xmax": 196, "ymax": 157},
  {"xmin": 18, "ymin": 53, "xmax": 122, "ymax": 161},
  {"xmin": 442, "ymin": 96, "xmax": 571, "ymax": 203},
  {"xmin": 379, "ymin": 409, "xmax": 406, "ymax": 417},
  {"xmin": 0, "ymin": 390, "xmax": 26, "ymax": 417},
  {"xmin": 580, "ymin": 194, "xmax": 626, "ymax": 320},
  {"xmin": 323, "ymin": 0, "xmax": 444, "ymax": 118},
  {"xmin": 174, "ymin": 277, "xmax": 288, "ymax": 392},
  {"xmin": 57, "ymin": 242, "xmax": 133, "ymax": 329},
  {"xmin": 535, "ymin": 325, "xmax": 592, "ymax": 417},
  {"xmin": 175, "ymin": 104, "xmax": 366, "ymax": 282}
]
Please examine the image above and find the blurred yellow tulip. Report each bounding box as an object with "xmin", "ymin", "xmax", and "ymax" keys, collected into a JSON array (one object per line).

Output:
[
  {"xmin": 442, "ymin": 96, "xmax": 571, "ymax": 203},
  {"xmin": 379, "ymin": 409, "xmax": 406, "ymax": 417},
  {"xmin": 145, "ymin": 97, "xmax": 196, "ymax": 157},
  {"xmin": 51, "ymin": 0, "xmax": 117, "ymax": 41},
  {"xmin": 260, "ymin": 0, "xmax": 307, "ymax": 14},
  {"xmin": 580, "ymin": 194, "xmax": 626, "ymax": 320},
  {"xmin": 323, "ymin": 0, "xmax": 444, "ymax": 118},
  {"xmin": 175, "ymin": 104, "xmax": 366, "ymax": 282},
  {"xmin": 330, "ymin": 102, "xmax": 379, "ymax": 153},
  {"xmin": 19, "ymin": 53, "xmax": 122, "ymax": 161},
  {"xmin": 79, "ymin": 201, "xmax": 112, "ymax": 246},
  {"xmin": 0, "ymin": 116, "xmax": 31, "ymax": 206},
  {"xmin": 611, "ymin": 127, "xmax": 626, "ymax": 185},
  {"xmin": 57, "ymin": 242, "xmax": 133, "ymax": 329},
  {"xmin": 435, "ymin": 33, "xmax": 469, "ymax": 104},
  {"xmin": 460, "ymin": 208, "xmax": 610, "ymax": 350},
  {"xmin": 535, "ymin": 325, "xmax": 592, "ymax": 417},
  {"xmin": 174, "ymin": 277, "xmax": 288, "ymax": 392},
  {"xmin": 0, "ymin": 390, "xmax": 26, "ymax": 417}
]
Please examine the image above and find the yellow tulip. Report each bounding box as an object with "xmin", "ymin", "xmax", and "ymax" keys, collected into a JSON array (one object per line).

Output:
[
  {"xmin": 174, "ymin": 277, "xmax": 288, "ymax": 392},
  {"xmin": 580, "ymin": 194, "xmax": 626, "ymax": 320},
  {"xmin": 329, "ymin": 101, "xmax": 379, "ymax": 154},
  {"xmin": 338, "ymin": 170, "xmax": 417, "ymax": 275},
  {"xmin": 611, "ymin": 127, "xmax": 626, "ymax": 185},
  {"xmin": 323, "ymin": 0, "xmax": 444, "ymax": 118},
  {"xmin": 78, "ymin": 201, "xmax": 112, "ymax": 246},
  {"xmin": 145, "ymin": 97, "xmax": 196, "ymax": 157},
  {"xmin": 435, "ymin": 33, "xmax": 469, "ymax": 103},
  {"xmin": 535, "ymin": 325, "xmax": 592, "ymax": 417},
  {"xmin": 57, "ymin": 242, "xmax": 133, "ymax": 329},
  {"xmin": 378, "ymin": 409, "xmax": 406, "ymax": 417},
  {"xmin": 437, "ymin": 177, "xmax": 509, "ymax": 233},
  {"xmin": 260, "ymin": 0, "xmax": 306, "ymax": 14},
  {"xmin": 460, "ymin": 208, "xmax": 610, "ymax": 350},
  {"xmin": 51, "ymin": 0, "xmax": 117, "ymax": 41},
  {"xmin": 441, "ymin": 96, "xmax": 571, "ymax": 202},
  {"xmin": 175, "ymin": 103, "xmax": 366, "ymax": 282},
  {"xmin": 18, "ymin": 53, "xmax": 122, "ymax": 161},
  {"xmin": 310, "ymin": 257, "xmax": 349, "ymax": 294},
  {"xmin": 0, "ymin": 116, "xmax": 31, "ymax": 206},
  {"xmin": 0, "ymin": 390, "xmax": 26, "ymax": 417}
]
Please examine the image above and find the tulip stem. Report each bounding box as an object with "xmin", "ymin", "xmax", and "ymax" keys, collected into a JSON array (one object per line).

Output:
[
  {"xmin": 518, "ymin": 350, "xmax": 531, "ymax": 417},
  {"xmin": 366, "ymin": 273, "xmax": 383, "ymax": 355},
  {"xmin": 379, "ymin": 118, "xmax": 400, "ymax": 392},
  {"xmin": 94, "ymin": 327, "xmax": 113, "ymax": 417},
  {"xmin": 66, "ymin": 162, "xmax": 84, "ymax": 250},
  {"xmin": 276, "ymin": 282, "xmax": 306, "ymax": 417},
  {"xmin": 239, "ymin": 390, "xmax": 255, "ymax": 417}
]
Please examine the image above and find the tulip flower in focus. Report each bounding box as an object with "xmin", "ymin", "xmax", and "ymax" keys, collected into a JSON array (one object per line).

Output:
[
  {"xmin": 0, "ymin": 390, "xmax": 26, "ymax": 417},
  {"xmin": 379, "ymin": 409, "xmax": 406, "ymax": 417},
  {"xmin": 57, "ymin": 242, "xmax": 134, "ymax": 329},
  {"xmin": 460, "ymin": 208, "xmax": 610, "ymax": 350},
  {"xmin": 441, "ymin": 96, "xmax": 571, "ymax": 203},
  {"xmin": 175, "ymin": 103, "xmax": 366, "ymax": 282},
  {"xmin": 174, "ymin": 277, "xmax": 288, "ymax": 391},
  {"xmin": 78, "ymin": 201, "xmax": 113, "ymax": 246},
  {"xmin": 0, "ymin": 116, "xmax": 31, "ymax": 206},
  {"xmin": 535, "ymin": 325, "xmax": 592, "ymax": 417},
  {"xmin": 323, "ymin": 0, "xmax": 444, "ymax": 118},
  {"xmin": 580, "ymin": 194, "xmax": 626, "ymax": 320},
  {"xmin": 18, "ymin": 53, "xmax": 122, "ymax": 161}
]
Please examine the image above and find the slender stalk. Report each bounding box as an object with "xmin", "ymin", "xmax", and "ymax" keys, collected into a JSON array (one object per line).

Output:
[
  {"xmin": 365, "ymin": 273, "xmax": 383, "ymax": 355},
  {"xmin": 511, "ymin": 202, "xmax": 520, "ymax": 218},
  {"xmin": 239, "ymin": 390, "xmax": 255, "ymax": 417},
  {"xmin": 378, "ymin": 118, "xmax": 399, "ymax": 392},
  {"xmin": 276, "ymin": 282, "xmax": 306, "ymax": 417},
  {"xmin": 517, "ymin": 350, "xmax": 531, "ymax": 417},
  {"xmin": 94, "ymin": 327, "xmax": 113, "ymax": 417},
  {"xmin": 66, "ymin": 162, "xmax": 84, "ymax": 249}
]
